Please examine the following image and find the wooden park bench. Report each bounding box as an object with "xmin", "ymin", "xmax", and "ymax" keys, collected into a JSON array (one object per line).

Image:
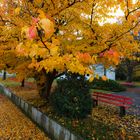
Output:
[{"xmin": 92, "ymin": 92, "xmax": 133, "ymax": 117}]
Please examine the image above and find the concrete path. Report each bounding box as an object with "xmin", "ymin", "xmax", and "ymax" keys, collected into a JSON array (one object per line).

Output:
[
  {"xmin": 114, "ymin": 87, "xmax": 140, "ymax": 116},
  {"xmin": 0, "ymin": 94, "xmax": 50, "ymax": 140},
  {"xmin": 114, "ymin": 87, "xmax": 140, "ymax": 106}
]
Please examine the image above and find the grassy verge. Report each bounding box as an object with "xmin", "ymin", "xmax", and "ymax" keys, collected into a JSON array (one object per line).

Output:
[
  {"xmin": 0, "ymin": 78, "xmax": 140, "ymax": 140},
  {"xmin": 90, "ymin": 89, "xmax": 115, "ymax": 94},
  {"xmin": 117, "ymin": 80, "xmax": 140, "ymax": 87},
  {"xmin": 0, "ymin": 78, "xmax": 20, "ymax": 87}
]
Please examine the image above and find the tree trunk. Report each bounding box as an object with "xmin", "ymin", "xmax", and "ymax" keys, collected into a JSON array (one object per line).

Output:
[
  {"xmin": 39, "ymin": 76, "xmax": 54, "ymax": 99},
  {"xmin": 35, "ymin": 70, "xmax": 57, "ymax": 100},
  {"xmin": 126, "ymin": 66, "xmax": 133, "ymax": 82},
  {"xmin": 104, "ymin": 67, "xmax": 106, "ymax": 76},
  {"xmin": 21, "ymin": 79, "xmax": 25, "ymax": 87},
  {"xmin": 2, "ymin": 69, "xmax": 6, "ymax": 80}
]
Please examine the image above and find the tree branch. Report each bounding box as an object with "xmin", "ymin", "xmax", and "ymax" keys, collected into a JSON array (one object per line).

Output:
[
  {"xmin": 51, "ymin": 0, "xmax": 55, "ymax": 9},
  {"xmin": 106, "ymin": 20, "xmax": 140, "ymax": 44},
  {"xmin": 125, "ymin": 0, "xmax": 140, "ymax": 20},
  {"xmin": 96, "ymin": 20, "xmax": 140, "ymax": 55},
  {"xmin": 90, "ymin": 2, "xmax": 96, "ymax": 33},
  {"xmin": 52, "ymin": 0, "xmax": 84, "ymax": 17},
  {"xmin": 129, "ymin": 7, "xmax": 140, "ymax": 15},
  {"xmin": 125, "ymin": 0, "xmax": 129, "ymax": 20},
  {"xmin": 36, "ymin": 27, "xmax": 50, "ymax": 53},
  {"xmin": 55, "ymin": 72, "xmax": 66, "ymax": 79}
]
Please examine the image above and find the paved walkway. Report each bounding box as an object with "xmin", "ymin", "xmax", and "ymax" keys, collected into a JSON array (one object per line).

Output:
[
  {"xmin": 114, "ymin": 87, "xmax": 140, "ymax": 116},
  {"xmin": 0, "ymin": 94, "xmax": 50, "ymax": 140},
  {"xmin": 115, "ymin": 87, "xmax": 140, "ymax": 106}
]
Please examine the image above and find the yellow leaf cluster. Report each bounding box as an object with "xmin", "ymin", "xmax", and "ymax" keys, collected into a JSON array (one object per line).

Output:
[{"xmin": 0, "ymin": 0, "xmax": 140, "ymax": 82}]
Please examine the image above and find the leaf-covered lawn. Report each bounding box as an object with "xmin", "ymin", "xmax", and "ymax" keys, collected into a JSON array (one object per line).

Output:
[{"xmin": 0, "ymin": 95, "xmax": 50, "ymax": 140}]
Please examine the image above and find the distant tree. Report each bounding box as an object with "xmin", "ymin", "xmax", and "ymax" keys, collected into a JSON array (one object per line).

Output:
[
  {"xmin": 2, "ymin": 68, "xmax": 6, "ymax": 80},
  {"xmin": 116, "ymin": 58, "xmax": 140, "ymax": 82}
]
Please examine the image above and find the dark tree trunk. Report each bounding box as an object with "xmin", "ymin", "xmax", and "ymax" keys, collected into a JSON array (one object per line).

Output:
[
  {"xmin": 39, "ymin": 75, "xmax": 54, "ymax": 99},
  {"xmin": 104, "ymin": 67, "xmax": 106, "ymax": 76},
  {"xmin": 2, "ymin": 69, "xmax": 6, "ymax": 80},
  {"xmin": 35, "ymin": 69, "xmax": 57, "ymax": 99},
  {"xmin": 124, "ymin": 59, "xmax": 134, "ymax": 82},
  {"xmin": 126, "ymin": 66, "xmax": 133, "ymax": 82},
  {"xmin": 21, "ymin": 79, "xmax": 25, "ymax": 87}
]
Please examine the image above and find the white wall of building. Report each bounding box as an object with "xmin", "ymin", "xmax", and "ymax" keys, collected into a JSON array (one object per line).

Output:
[{"xmin": 94, "ymin": 64, "xmax": 115, "ymax": 80}]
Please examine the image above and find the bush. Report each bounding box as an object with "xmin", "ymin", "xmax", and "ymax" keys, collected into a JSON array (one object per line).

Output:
[
  {"xmin": 91, "ymin": 78, "xmax": 126, "ymax": 92},
  {"xmin": 50, "ymin": 73, "xmax": 93, "ymax": 119},
  {"xmin": 133, "ymin": 76, "xmax": 140, "ymax": 81}
]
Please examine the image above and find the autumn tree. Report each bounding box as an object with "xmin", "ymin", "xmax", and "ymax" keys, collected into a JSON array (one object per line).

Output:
[
  {"xmin": 0, "ymin": 0, "xmax": 140, "ymax": 99},
  {"xmin": 0, "ymin": 13, "xmax": 33, "ymax": 84},
  {"xmin": 116, "ymin": 58, "xmax": 140, "ymax": 82}
]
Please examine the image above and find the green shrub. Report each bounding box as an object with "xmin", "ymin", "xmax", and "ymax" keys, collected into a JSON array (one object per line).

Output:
[
  {"xmin": 133, "ymin": 76, "xmax": 140, "ymax": 81},
  {"xmin": 50, "ymin": 73, "xmax": 93, "ymax": 119},
  {"xmin": 91, "ymin": 78, "xmax": 126, "ymax": 92}
]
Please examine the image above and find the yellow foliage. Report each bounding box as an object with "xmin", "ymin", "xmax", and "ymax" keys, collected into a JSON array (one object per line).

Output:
[
  {"xmin": 0, "ymin": 0, "xmax": 140, "ymax": 82},
  {"xmin": 50, "ymin": 45, "xmax": 59, "ymax": 56},
  {"xmin": 21, "ymin": 26, "xmax": 29, "ymax": 38},
  {"xmin": 95, "ymin": 74, "xmax": 99, "ymax": 79},
  {"xmin": 14, "ymin": 7, "xmax": 21, "ymax": 15},
  {"xmin": 89, "ymin": 76, "xmax": 94, "ymax": 82},
  {"xmin": 38, "ymin": 18, "xmax": 54, "ymax": 38},
  {"xmin": 37, "ymin": 10, "xmax": 46, "ymax": 19},
  {"xmin": 101, "ymin": 75, "xmax": 107, "ymax": 81}
]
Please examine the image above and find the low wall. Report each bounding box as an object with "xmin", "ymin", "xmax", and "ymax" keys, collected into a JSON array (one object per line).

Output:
[{"xmin": 0, "ymin": 84, "xmax": 84, "ymax": 140}]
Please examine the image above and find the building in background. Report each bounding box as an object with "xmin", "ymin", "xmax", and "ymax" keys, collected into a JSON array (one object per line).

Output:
[{"xmin": 94, "ymin": 64, "xmax": 115, "ymax": 80}]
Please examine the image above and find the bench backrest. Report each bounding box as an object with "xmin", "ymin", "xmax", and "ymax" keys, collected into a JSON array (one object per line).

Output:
[{"xmin": 92, "ymin": 92, "xmax": 133, "ymax": 107}]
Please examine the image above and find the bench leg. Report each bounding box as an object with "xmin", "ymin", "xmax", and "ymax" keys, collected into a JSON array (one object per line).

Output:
[
  {"xmin": 93, "ymin": 99, "xmax": 98, "ymax": 107},
  {"xmin": 119, "ymin": 106, "xmax": 126, "ymax": 117}
]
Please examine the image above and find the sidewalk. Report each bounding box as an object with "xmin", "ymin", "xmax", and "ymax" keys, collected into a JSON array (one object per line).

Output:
[
  {"xmin": 114, "ymin": 87, "xmax": 140, "ymax": 116},
  {"xmin": 115, "ymin": 87, "xmax": 140, "ymax": 106},
  {"xmin": 0, "ymin": 94, "xmax": 51, "ymax": 140}
]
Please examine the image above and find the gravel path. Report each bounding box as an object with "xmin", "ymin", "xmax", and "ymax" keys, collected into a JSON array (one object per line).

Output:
[{"xmin": 0, "ymin": 94, "xmax": 51, "ymax": 140}]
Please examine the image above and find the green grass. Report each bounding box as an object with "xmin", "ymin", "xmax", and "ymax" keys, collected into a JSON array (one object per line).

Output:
[
  {"xmin": 26, "ymin": 78, "xmax": 35, "ymax": 82},
  {"xmin": 0, "ymin": 78, "xmax": 20, "ymax": 87},
  {"xmin": 133, "ymin": 81, "xmax": 140, "ymax": 86},
  {"xmin": 117, "ymin": 80, "xmax": 140, "ymax": 87},
  {"xmin": 90, "ymin": 89, "xmax": 115, "ymax": 94}
]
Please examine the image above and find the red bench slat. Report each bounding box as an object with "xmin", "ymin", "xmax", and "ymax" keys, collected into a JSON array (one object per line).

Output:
[
  {"xmin": 94, "ymin": 92, "xmax": 132, "ymax": 100},
  {"xmin": 93, "ymin": 93, "xmax": 133, "ymax": 104},
  {"xmin": 92, "ymin": 94, "xmax": 133, "ymax": 105},
  {"xmin": 96, "ymin": 98, "xmax": 130, "ymax": 108},
  {"xmin": 94, "ymin": 92, "xmax": 132, "ymax": 101},
  {"xmin": 92, "ymin": 92, "xmax": 133, "ymax": 108}
]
